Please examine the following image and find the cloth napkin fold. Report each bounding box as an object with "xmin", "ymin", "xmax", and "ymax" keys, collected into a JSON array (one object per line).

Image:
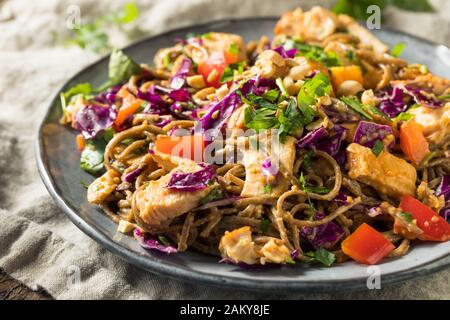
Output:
[{"xmin": 0, "ymin": 0, "xmax": 449, "ymax": 299}]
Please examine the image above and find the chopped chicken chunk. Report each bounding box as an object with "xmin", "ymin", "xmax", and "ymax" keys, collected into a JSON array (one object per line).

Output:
[
  {"xmin": 275, "ymin": 7, "xmax": 338, "ymax": 41},
  {"xmin": 347, "ymin": 143, "xmax": 416, "ymax": 199},
  {"xmin": 337, "ymin": 15, "xmax": 388, "ymax": 54},
  {"xmin": 135, "ymin": 154, "xmax": 215, "ymax": 229},
  {"xmin": 87, "ymin": 169, "xmax": 120, "ymax": 204},
  {"xmin": 259, "ymin": 238, "xmax": 291, "ymax": 264},
  {"xmin": 183, "ymin": 32, "xmax": 246, "ymax": 65},
  {"xmin": 219, "ymin": 226, "xmax": 291, "ymax": 265},
  {"xmin": 239, "ymin": 135, "xmax": 296, "ymax": 197},
  {"xmin": 252, "ymin": 50, "xmax": 288, "ymax": 79},
  {"xmin": 408, "ymin": 103, "xmax": 450, "ymax": 144},
  {"xmin": 219, "ymin": 226, "xmax": 259, "ymax": 265}
]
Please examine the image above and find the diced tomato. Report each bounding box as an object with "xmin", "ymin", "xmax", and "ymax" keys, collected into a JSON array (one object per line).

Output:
[
  {"xmin": 154, "ymin": 135, "xmax": 204, "ymax": 162},
  {"xmin": 399, "ymin": 195, "xmax": 450, "ymax": 242},
  {"xmin": 114, "ymin": 87, "xmax": 143, "ymax": 129},
  {"xmin": 342, "ymin": 223, "xmax": 395, "ymax": 265},
  {"xmin": 76, "ymin": 134, "xmax": 85, "ymax": 152},
  {"xmin": 198, "ymin": 51, "xmax": 229, "ymax": 88},
  {"xmin": 400, "ymin": 121, "xmax": 430, "ymax": 165}
]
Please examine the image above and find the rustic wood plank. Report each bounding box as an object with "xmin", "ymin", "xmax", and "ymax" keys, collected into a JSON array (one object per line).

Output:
[{"xmin": 0, "ymin": 269, "xmax": 53, "ymax": 300}]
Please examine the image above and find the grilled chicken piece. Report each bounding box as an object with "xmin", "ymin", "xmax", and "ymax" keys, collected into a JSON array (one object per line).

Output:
[
  {"xmin": 252, "ymin": 49, "xmax": 289, "ymax": 79},
  {"xmin": 408, "ymin": 103, "xmax": 450, "ymax": 144},
  {"xmin": 239, "ymin": 135, "xmax": 296, "ymax": 197},
  {"xmin": 135, "ymin": 154, "xmax": 215, "ymax": 229},
  {"xmin": 219, "ymin": 226, "xmax": 259, "ymax": 264},
  {"xmin": 182, "ymin": 32, "xmax": 246, "ymax": 65},
  {"xmin": 347, "ymin": 143, "xmax": 416, "ymax": 199},
  {"xmin": 87, "ymin": 169, "xmax": 120, "ymax": 204},
  {"xmin": 259, "ymin": 238, "xmax": 291, "ymax": 264},
  {"xmin": 337, "ymin": 15, "xmax": 388, "ymax": 54},
  {"xmin": 219, "ymin": 226, "xmax": 291, "ymax": 265},
  {"xmin": 274, "ymin": 7, "xmax": 338, "ymax": 41}
]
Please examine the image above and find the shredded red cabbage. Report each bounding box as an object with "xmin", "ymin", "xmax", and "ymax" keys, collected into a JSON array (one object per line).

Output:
[
  {"xmin": 353, "ymin": 121, "xmax": 395, "ymax": 150},
  {"xmin": 314, "ymin": 125, "xmax": 346, "ymax": 157},
  {"xmin": 200, "ymin": 90, "xmax": 241, "ymax": 142},
  {"xmin": 134, "ymin": 228, "xmax": 177, "ymax": 254},
  {"xmin": 437, "ymin": 175, "xmax": 450, "ymax": 201},
  {"xmin": 296, "ymin": 127, "xmax": 328, "ymax": 149},
  {"xmin": 169, "ymin": 88, "xmax": 190, "ymax": 102},
  {"xmin": 273, "ymin": 46, "xmax": 298, "ymax": 59},
  {"xmin": 300, "ymin": 212, "xmax": 345, "ymax": 250},
  {"xmin": 166, "ymin": 163, "xmax": 215, "ymax": 192},
  {"xmin": 74, "ymin": 105, "xmax": 116, "ymax": 139},
  {"xmin": 169, "ymin": 57, "xmax": 192, "ymax": 89},
  {"xmin": 297, "ymin": 126, "xmax": 346, "ymax": 157},
  {"xmin": 377, "ymin": 84, "xmax": 444, "ymax": 118},
  {"xmin": 124, "ymin": 167, "xmax": 145, "ymax": 183}
]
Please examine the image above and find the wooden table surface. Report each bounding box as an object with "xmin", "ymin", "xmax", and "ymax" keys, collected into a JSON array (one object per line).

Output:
[{"xmin": 0, "ymin": 269, "xmax": 52, "ymax": 300}]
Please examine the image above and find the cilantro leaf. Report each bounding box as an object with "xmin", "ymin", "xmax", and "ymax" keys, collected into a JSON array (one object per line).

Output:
[
  {"xmin": 340, "ymin": 96, "xmax": 373, "ymax": 120},
  {"xmin": 199, "ymin": 188, "xmax": 223, "ymax": 205},
  {"xmin": 298, "ymin": 73, "xmax": 332, "ymax": 124},
  {"xmin": 278, "ymin": 97, "xmax": 303, "ymax": 142},
  {"xmin": 263, "ymin": 184, "xmax": 273, "ymax": 194},
  {"xmin": 80, "ymin": 141, "xmax": 105, "ymax": 174},
  {"xmin": 158, "ymin": 236, "xmax": 171, "ymax": 246},
  {"xmin": 244, "ymin": 106, "xmax": 278, "ymax": 131},
  {"xmin": 399, "ymin": 212, "xmax": 413, "ymax": 223},
  {"xmin": 372, "ymin": 140, "xmax": 384, "ymax": 156},
  {"xmin": 228, "ymin": 43, "xmax": 239, "ymax": 54},
  {"xmin": 260, "ymin": 218, "xmax": 270, "ymax": 233},
  {"xmin": 262, "ymin": 89, "xmax": 280, "ymax": 103},
  {"xmin": 305, "ymin": 247, "xmax": 336, "ymax": 267},
  {"xmin": 393, "ymin": 112, "xmax": 414, "ymax": 122},
  {"xmin": 109, "ymin": 2, "xmax": 139, "ymax": 24},
  {"xmin": 391, "ymin": 42, "xmax": 406, "ymax": 57},
  {"xmin": 108, "ymin": 48, "xmax": 142, "ymax": 86}
]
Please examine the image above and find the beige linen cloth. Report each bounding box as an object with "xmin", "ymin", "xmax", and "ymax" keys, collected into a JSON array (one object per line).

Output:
[{"xmin": 0, "ymin": 0, "xmax": 449, "ymax": 299}]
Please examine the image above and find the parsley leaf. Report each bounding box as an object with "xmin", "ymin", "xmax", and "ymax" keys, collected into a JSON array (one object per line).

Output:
[
  {"xmin": 305, "ymin": 247, "xmax": 336, "ymax": 267},
  {"xmin": 372, "ymin": 140, "xmax": 384, "ymax": 156}
]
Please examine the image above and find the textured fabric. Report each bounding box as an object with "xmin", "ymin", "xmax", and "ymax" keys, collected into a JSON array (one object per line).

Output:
[{"xmin": 0, "ymin": 0, "xmax": 449, "ymax": 300}]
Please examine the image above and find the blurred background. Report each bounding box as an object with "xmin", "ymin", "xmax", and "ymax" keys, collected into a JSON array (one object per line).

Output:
[{"xmin": 0, "ymin": 0, "xmax": 449, "ymax": 300}]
